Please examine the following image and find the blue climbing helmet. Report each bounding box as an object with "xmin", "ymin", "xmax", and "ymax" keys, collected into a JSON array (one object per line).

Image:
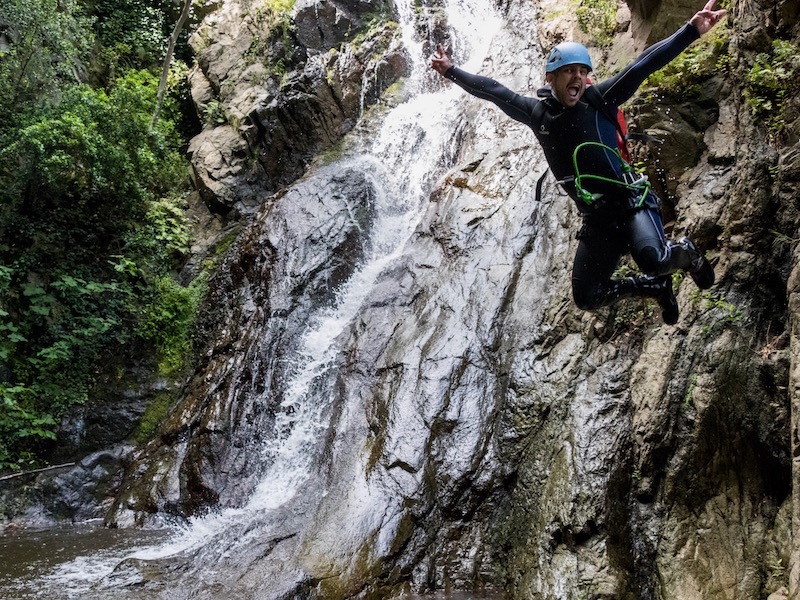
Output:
[{"xmin": 545, "ymin": 42, "xmax": 593, "ymax": 73}]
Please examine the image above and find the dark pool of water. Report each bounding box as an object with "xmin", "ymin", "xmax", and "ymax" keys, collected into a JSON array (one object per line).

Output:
[
  {"xmin": 0, "ymin": 522, "xmax": 169, "ymax": 599},
  {"xmin": 1, "ymin": 523, "xmax": 507, "ymax": 599}
]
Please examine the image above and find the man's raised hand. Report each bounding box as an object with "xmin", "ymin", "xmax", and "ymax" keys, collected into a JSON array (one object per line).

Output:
[
  {"xmin": 690, "ymin": 0, "xmax": 727, "ymax": 35},
  {"xmin": 431, "ymin": 44, "xmax": 453, "ymax": 76}
]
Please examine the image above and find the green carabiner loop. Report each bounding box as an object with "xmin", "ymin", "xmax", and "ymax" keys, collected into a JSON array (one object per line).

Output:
[{"xmin": 572, "ymin": 142, "xmax": 651, "ymax": 207}]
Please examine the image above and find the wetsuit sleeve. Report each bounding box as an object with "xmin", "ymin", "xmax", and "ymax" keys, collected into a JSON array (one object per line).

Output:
[
  {"xmin": 444, "ymin": 66, "xmax": 538, "ymax": 126},
  {"xmin": 597, "ymin": 23, "xmax": 701, "ymax": 106}
]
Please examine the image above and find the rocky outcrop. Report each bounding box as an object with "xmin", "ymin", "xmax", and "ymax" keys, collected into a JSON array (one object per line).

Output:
[
  {"xmin": 109, "ymin": 163, "xmax": 379, "ymax": 522},
  {"xmin": 186, "ymin": 0, "xmax": 405, "ymax": 216}
]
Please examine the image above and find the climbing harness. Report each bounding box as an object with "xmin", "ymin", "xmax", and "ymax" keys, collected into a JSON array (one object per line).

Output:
[
  {"xmin": 535, "ymin": 142, "xmax": 652, "ymax": 208},
  {"xmin": 569, "ymin": 141, "xmax": 651, "ymax": 208}
]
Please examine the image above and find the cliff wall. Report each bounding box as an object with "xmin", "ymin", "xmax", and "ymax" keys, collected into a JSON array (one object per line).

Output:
[{"xmin": 68, "ymin": 0, "xmax": 800, "ymax": 598}]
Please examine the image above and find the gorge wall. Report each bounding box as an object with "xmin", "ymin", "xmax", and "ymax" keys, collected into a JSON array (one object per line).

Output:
[{"xmin": 9, "ymin": 0, "xmax": 800, "ymax": 599}]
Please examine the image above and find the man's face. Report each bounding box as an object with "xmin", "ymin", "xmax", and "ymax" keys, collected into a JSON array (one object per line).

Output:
[{"xmin": 546, "ymin": 64, "xmax": 590, "ymax": 108}]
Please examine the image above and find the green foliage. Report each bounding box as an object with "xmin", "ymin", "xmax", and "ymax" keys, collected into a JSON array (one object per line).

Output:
[
  {"xmin": 641, "ymin": 27, "xmax": 731, "ymax": 98},
  {"xmin": 770, "ymin": 229, "xmax": 800, "ymax": 250},
  {"xmin": 90, "ymin": 0, "xmax": 165, "ymax": 56},
  {"xmin": 0, "ymin": 384, "xmax": 57, "ymax": 470},
  {"xmin": 705, "ymin": 295, "xmax": 743, "ymax": 325},
  {"xmin": 744, "ymin": 39, "xmax": 800, "ymax": 141},
  {"xmin": 248, "ymin": 0, "xmax": 297, "ymax": 77},
  {"xmin": 0, "ymin": 65, "xmax": 192, "ymax": 469},
  {"xmin": 251, "ymin": 0, "xmax": 297, "ymax": 46},
  {"xmin": 122, "ymin": 194, "xmax": 192, "ymax": 277},
  {"xmin": 0, "ymin": 0, "xmax": 94, "ymax": 133},
  {"xmin": 690, "ymin": 290, "xmax": 744, "ymax": 337},
  {"xmin": 683, "ymin": 373, "xmax": 698, "ymax": 410},
  {"xmin": 133, "ymin": 390, "xmax": 176, "ymax": 443},
  {"xmin": 1, "ymin": 70, "xmax": 186, "ymax": 271},
  {"xmin": 138, "ymin": 275, "xmax": 207, "ymax": 376},
  {"xmin": 0, "ymin": 271, "xmax": 131, "ymax": 466},
  {"xmin": 203, "ymin": 99, "xmax": 229, "ymax": 127},
  {"xmin": 0, "ymin": 0, "xmax": 206, "ymax": 473},
  {"xmin": 146, "ymin": 196, "xmax": 192, "ymax": 257},
  {"xmin": 83, "ymin": 0, "xmax": 172, "ymax": 84},
  {"xmin": 347, "ymin": 15, "xmax": 398, "ymax": 57},
  {"xmin": 576, "ymin": 0, "xmax": 617, "ymax": 47},
  {"xmin": 266, "ymin": 0, "xmax": 297, "ymax": 13}
]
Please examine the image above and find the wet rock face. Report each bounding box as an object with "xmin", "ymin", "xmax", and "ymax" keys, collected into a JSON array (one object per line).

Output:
[
  {"xmin": 109, "ymin": 165, "xmax": 377, "ymax": 524},
  {"xmin": 104, "ymin": 0, "xmax": 799, "ymax": 598},
  {"xmin": 293, "ymin": 0, "xmax": 393, "ymax": 51},
  {"xmin": 0, "ymin": 447, "xmax": 131, "ymax": 526},
  {"xmin": 245, "ymin": 25, "xmax": 407, "ymax": 200}
]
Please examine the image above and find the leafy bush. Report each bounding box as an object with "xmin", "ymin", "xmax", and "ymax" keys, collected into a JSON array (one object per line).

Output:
[
  {"xmin": 0, "ymin": 271, "xmax": 129, "ymax": 468},
  {"xmin": 1, "ymin": 70, "xmax": 186, "ymax": 269},
  {"xmin": 83, "ymin": 0, "xmax": 171, "ymax": 84},
  {"xmin": 0, "ymin": 0, "xmax": 94, "ymax": 133},
  {"xmin": 120, "ymin": 192, "xmax": 193, "ymax": 283},
  {"xmin": 0, "ymin": 69, "xmax": 192, "ymax": 469},
  {"xmin": 744, "ymin": 39, "xmax": 800, "ymax": 141},
  {"xmin": 576, "ymin": 0, "xmax": 617, "ymax": 47},
  {"xmin": 203, "ymin": 99, "xmax": 229, "ymax": 127},
  {"xmin": 138, "ymin": 274, "xmax": 208, "ymax": 376},
  {"xmin": 641, "ymin": 27, "xmax": 731, "ymax": 98},
  {"xmin": 0, "ymin": 385, "xmax": 57, "ymax": 470}
]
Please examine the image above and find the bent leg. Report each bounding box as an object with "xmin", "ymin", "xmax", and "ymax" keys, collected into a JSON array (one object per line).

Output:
[
  {"xmin": 572, "ymin": 216, "xmax": 679, "ymax": 324},
  {"xmin": 627, "ymin": 207, "xmax": 673, "ymax": 276},
  {"xmin": 571, "ymin": 222, "xmax": 628, "ymax": 310},
  {"xmin": 627, "ymin": 207, "xmax": 715, "ymax": 288}
]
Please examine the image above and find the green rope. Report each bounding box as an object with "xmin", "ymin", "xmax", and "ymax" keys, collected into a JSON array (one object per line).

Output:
[{"xmin": 572, "ymin": 141, "xmax": 651, "ymax": 207}]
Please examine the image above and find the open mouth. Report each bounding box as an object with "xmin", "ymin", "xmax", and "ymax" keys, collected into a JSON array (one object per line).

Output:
[{"xmin": 567, "ymin": 84, "xmax": 581, "ymax": 98}]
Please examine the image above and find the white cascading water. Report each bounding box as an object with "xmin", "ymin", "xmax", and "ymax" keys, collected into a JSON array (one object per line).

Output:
[{"xmin": 30, "ymin": 0, "xmax": 504, "ymax": 596}]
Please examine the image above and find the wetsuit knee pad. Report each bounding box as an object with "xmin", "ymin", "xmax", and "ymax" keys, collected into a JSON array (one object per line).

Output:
[
  {"xmin": 636, "ymin": 246, "xmax": 670, "ymax": 276},
  {"xmin": 572, "ymin": 281, "xmax": 604, "ymax": 310}
]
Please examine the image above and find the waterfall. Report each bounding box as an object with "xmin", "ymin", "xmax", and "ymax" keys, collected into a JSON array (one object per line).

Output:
[
  {"xmin": 24, "ymin": 0, "xmax": 505, "ymax": 597},
  {"xmin": 239, "ymin": 0, "xmax": 502, "ymax": 519}
]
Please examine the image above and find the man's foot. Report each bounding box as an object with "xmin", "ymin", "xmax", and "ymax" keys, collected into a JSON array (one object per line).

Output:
[
  {"xmin": 679, "ymin": 237, "xmax": 715, "ymax": 289},
  {"xmin": 655, "ymin": 275, "xmax": 679, "ymax": 325}
]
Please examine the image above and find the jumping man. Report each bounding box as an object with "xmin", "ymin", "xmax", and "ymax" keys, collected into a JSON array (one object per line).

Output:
[{"xmin": 431, "ymin": 0, "xmax": 726, "ymax": 324}]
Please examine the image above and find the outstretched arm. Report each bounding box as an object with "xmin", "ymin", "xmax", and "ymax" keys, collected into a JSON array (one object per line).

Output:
[
  {"xmin": 429, "ymin": 44, "xmax": 538, "ymax": 126},
  {"xmin": 689, "ymin": 0, "xmax": 727, "ymax": 35},
  {"xmin": 598, "ymin": 0, "xmax": 727, "ymax": 105}
]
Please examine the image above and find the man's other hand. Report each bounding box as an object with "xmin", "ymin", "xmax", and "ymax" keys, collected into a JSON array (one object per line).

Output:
[
  {"xmin": 431, "ymin": 44, "xmax": 454, "ymax": 76},
  {"xmin": 690, "ymin": 0, "xmax": 727, "ymax": 35}
]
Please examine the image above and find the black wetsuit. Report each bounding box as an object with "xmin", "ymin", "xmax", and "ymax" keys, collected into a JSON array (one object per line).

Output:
[{"xmin": 443, "ymin": 23, "xmax": 702, "ymax": 310}]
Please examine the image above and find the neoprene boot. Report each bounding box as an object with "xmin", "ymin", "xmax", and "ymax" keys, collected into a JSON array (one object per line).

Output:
[
  {"xmin": 668, "ymin": 237, "xmax": 715, "ymax": 289},
  {"xmin": 606, "ymin": 275, "xmax": 679, "ymax": 325},
  {"xmin": 636, "ymin": 275, "xmax": 678, "ymax": 325}
]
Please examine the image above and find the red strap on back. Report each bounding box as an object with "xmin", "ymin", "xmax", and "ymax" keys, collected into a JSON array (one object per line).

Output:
[
  {"xmin": 616, "ymin": 110, "xmax": 631, "ymax": 163},
  {"xmin": 586, "ymin": 78, "xmax": 631, "ymax": 163}
]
